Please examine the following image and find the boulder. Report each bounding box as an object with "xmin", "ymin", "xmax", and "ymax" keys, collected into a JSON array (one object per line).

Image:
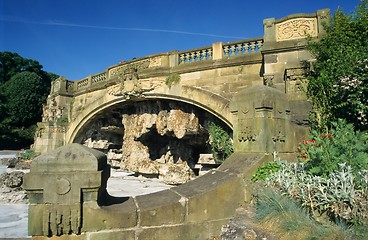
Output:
[{"xmin": 0, "ymin": 171, "xmax": 25, "ymax": 188}]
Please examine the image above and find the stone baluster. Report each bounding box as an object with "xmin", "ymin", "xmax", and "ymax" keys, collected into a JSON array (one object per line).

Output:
[
  {"xmin": 207, "ymin": 48, "xmax": 212, "ymax": 59},
  {"xmin": 250, "ymin": 41, "xmax": 256, "ymax": 53},
  {"xmin": 236, "ymin": 43, "xmax": 243, "ymax": 55},
  {"xmin": 179, "ymin": 53, "xmax": 185, "ymax": 64},
  {"xmin": 223, "ymin": 45, "xmax": 230, "ymax": 57},
  {"xmin": 230, "ymin": 44, "xmax": 236, "ymax": 56},
  {"xmin": 257, "ymin": 40, "xmax": 263, "ymax": 51}
]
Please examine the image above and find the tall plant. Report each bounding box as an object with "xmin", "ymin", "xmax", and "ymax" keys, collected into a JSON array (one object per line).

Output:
[{"xmin": 206, "ymin": 121, "xmax": 233, "ymax": 162}]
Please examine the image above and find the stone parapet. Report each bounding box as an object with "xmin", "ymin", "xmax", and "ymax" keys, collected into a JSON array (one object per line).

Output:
[{"xmin": 24, "ymin": 143, "xmax": 267, "ymax": 239}]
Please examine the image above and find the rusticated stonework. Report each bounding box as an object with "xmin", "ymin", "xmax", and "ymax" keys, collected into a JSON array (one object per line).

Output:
[{"xmin": 276, "ymin": 18, "xmax": 317, "ymax": 41}]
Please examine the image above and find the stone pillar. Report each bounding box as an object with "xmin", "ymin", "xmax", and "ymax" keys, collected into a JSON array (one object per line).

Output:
[
  {"xmin": 230, "ymin": 85, "xmax": 293, "ymax": 153},
  {"xmin": 23, "ymin": 144, "xmax": 110, "ymax": 237},
  {"xmin": 169, "ymin": 50, "xmax": 179, "ymax": 67},
  {"xmin": 317, "ymin": 9, "xmax": 330, "ymax": 36},
  {"xmin": 263, "ymin": 18, "xmax": 276, "ymax": 44},
  {"xmin": 212, "ymin": 42, "xmax": 223, "ymax": 60}
]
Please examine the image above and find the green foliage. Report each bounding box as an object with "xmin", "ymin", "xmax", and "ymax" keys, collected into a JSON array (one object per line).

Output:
[
  {"xmin": 206, "ymin": 121, "xmax": 233, "ymax": 162},
  {"xmin": 307, "ymin": 0, "xmax": 368, "ymax": 131},
  {"xmin": 0, "ymin": 125, "xmax": 37, "ymax": 149},
  {"xmin": 252, "ymin": 161, "xmax": 281, "ymax": 182},
  {"xmin": 0, "ymin": 51, "xmax": 59, "ymax": 149},
  {"xmin": 297, "ymin": 119, "xmax": 368, "ymax": 179},
  {"xmin": 165, "ymin": 74, "xmax": 180, "ymax": 87}
]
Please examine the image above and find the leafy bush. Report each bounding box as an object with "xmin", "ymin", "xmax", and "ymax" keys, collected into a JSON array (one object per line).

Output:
[
  {"xmin": 297, "ymin": 119, "xmax": 368, "ymax": 180},
  {"xmin": 206, "ymin": 121, "xmax": 233, "ymax": 162}
]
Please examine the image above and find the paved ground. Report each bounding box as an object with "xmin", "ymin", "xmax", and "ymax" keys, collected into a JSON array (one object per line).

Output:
[{"xmin": 107, "ymin": 170, "xmax": 173, "ymax": 197}]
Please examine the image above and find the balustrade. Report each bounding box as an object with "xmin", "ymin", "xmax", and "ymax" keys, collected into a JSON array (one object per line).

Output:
[
  {"xmin": 71, "ymin": 38, "xmax": 264, "ymax": 92},
  {"xmin": 179, "ymin": 47, "xmax": 212, "ymax": 64},
  {"xmin": 76, "ymin": 78, "xmax": 89, "ymax": 90},
  {"xmin": 91, "ymin": 72, "xmax": 107, "ymax": 84},
  {"xmin": 223, "ymin": 38, "xmax": 263, "ymax": 57}
]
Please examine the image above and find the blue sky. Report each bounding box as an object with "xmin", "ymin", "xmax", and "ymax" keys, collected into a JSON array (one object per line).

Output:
[{"xmin": 0, "ymin": 0, "xmax": 360, "ymax": 80}]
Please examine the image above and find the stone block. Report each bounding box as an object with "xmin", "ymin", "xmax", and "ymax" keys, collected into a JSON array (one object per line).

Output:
[
  {"xmin": 137, "ymin": 223, "xmax": 209, "ymax": 240},
  {"xmin": 89, "ymin": 230, "xmax": 135, "ymax": 240},
  {"xmin": 173, "ymin": 170, "xmax": 243, "ymax": 223},
  {"xmin": 135, "ymin": 189, "xmax": 186, "ymax": 226},
  {"xmin": 32, "ymin": 234, "xmax": 87, "ymax": 240},
  {"xmin": 82, "ymin": 198, "xmax": 137, "ymax": 231}
]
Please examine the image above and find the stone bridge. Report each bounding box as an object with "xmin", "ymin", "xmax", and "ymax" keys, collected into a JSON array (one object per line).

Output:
[{"xmin": 26, "ymin": 9, "xmax": 329, "ymax": 239}]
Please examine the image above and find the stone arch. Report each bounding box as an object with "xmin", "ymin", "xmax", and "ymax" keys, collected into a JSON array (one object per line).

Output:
[{"xmin": 66, "ymin": 91, "xmax": 232, "ymax": 145}]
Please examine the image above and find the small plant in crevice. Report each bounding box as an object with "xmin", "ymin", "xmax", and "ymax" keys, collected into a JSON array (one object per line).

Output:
[
  {"xmin": 251, "ymin": 160, "xmax": 281, "ymax": 182},
  {"xmin": 165, "ymin": 74, "xmax": 181, "ymax": 88},
  {"xmin": 206, "ymin": 121, "xmax": 233, "ymax": 163}
]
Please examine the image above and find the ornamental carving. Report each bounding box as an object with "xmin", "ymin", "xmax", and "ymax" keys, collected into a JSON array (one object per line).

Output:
[
  {"xmin": 108, "ymin": 59, "xmax": 150, "ymax": 79},
  {"xmin": 276, "ymin": 18, "xmax": 317, "ymax": 41},
  {"xmin": 107, "ymin": 78, "xmax": 163, "ymax": 98},
  {"xmin": 238, "ymin": 120, "xmax": 257, "ymax": 142}
]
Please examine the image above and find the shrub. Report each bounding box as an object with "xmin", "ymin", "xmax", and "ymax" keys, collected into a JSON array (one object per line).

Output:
[{"xmin": 297, "ymin": 119, "xmax": 368, "ymax": 180}]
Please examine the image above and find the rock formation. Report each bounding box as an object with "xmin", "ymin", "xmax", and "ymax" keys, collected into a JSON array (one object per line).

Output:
[
  {"xmin": 120, "ymin": 101, "xmax": 209, "ymax": 184},
  {"xmin": 77, "ymin": 100, "xmax": 225, "ymax": 185}
]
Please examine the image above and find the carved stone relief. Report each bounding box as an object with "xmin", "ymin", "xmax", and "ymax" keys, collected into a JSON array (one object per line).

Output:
[
  {"xmin": 238, "ymin": 120, "xmax": 257, "ymax": 142},
  {"xmin": 276, "ymin": 18, "xmax": 317, "ymax": 41}
]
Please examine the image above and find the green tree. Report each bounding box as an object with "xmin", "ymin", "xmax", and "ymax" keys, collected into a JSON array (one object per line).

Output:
[
  {"xmin": 2, "ymin": 72, "xmax": 49, "ymax": 127},
  {"xmin": 0, "ymin": 52, "xmax": 44, "ymax": 84},
  {"xmin": 0, "ymin": 52, "xmax": 59, "ymax": 148},
  {"xmin": 307, "ymin": 0, "xmax": 368, "ymax": 131}
]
